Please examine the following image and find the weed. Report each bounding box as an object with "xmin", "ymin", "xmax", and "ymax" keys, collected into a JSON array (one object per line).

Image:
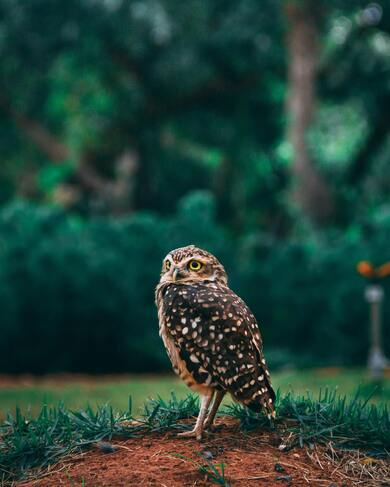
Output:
[
  {"xmin": 67, "ymin": 473, "xmax": 86, "ymax": 486},
  {"xmin": 142, "ymin": 392, "xmax": 199, "ymax": 431},
  {"xmin": 172, "ymin": 453, "xmax": 230, "ymax": 486}
]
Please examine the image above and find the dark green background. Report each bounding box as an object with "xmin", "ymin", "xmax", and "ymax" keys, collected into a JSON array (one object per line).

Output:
[{"xmin": 0, "ymin": 1, "xmax": 389, "ymax": 373}]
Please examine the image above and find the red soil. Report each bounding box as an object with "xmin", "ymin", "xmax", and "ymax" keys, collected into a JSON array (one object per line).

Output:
[{"xmin": 17, "ymin": 418, "xmax": 354, "ymax": 487}]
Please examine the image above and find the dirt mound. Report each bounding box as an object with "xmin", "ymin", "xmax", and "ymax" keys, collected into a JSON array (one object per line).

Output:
[{"xmin": 17, "ymin": 418, "xmax": 387, "ymax": 487}]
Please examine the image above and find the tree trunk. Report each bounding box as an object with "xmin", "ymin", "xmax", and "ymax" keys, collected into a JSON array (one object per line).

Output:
[{"xmin": 286, "ymin": 0, "xmax": 333, "ymax": 225}]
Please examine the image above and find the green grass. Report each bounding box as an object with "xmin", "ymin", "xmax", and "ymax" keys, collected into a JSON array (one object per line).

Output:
[
  {"xmin": 0, "ymin": 375, "xmax": 186, "ymax": 419},
  {"xmin": 172, "ymin": 453, "xmax": 230, "ymax": 487},
  {"xmin": 0, "ymin": 367, "xmax": 388, "ymax": 484},
  {"xmin": 0, "ymin": 368, "xmax": 389, "ymax": 419},
  {"xmin": 0, "ymin": 390, "xmax": 389, "ymax": 484},
  {"xmin": 226, "ymin": 389, "xmax": 390, "ymax": 452}
]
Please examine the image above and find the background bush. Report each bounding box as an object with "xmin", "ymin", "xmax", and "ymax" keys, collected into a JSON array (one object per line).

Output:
[
  {"xmin": 1, "ymin": 2, "xmax": 390, "ymax": 376},
  {"xmin": 0, "ymin": 194, "xmax": 389, "ymax": 374}
]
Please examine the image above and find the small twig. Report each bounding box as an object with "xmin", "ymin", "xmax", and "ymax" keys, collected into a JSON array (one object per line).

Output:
[
  {"xmin": 277, "ymin": 461, "xmax": 310, "ymax": 474},
  {"xmin": 17, "ymin": 465, "xmax": 68, "ymax": 485},
  {"xmin": 111, "ymin": 444, "xmax": 133, "ymax": 452},
  {"xmin": 303, "ymin": 477, "xmax": 336, "ymax": 484},
  {"xmin": 236, "ymin": 474, "xmax": 273, "ymax": 480}
]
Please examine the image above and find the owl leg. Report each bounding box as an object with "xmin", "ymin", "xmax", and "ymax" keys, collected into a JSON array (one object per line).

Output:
[
  {"xmin": 177, "ymin": 391, "xmax": 213, "ymax": 441},
  {"xmin": 204, "ymin": 390, "xmax": 225, "ymax": 431}
]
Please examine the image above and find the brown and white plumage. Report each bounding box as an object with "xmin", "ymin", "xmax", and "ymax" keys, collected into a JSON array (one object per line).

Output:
[{"xmin": 155, "ymin": 245, "xmax": 275, "ymax": 440}]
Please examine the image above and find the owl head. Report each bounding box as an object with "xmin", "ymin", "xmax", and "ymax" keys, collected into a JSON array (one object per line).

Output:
[{"xmin": 159, "ymin": 245, "xmax": 227, "ymax": 286}]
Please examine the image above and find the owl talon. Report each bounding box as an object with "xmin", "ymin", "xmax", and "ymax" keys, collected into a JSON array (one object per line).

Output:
[{"xmin": 177, "ymin": 429, "xmax": 204, "ymax": 441}]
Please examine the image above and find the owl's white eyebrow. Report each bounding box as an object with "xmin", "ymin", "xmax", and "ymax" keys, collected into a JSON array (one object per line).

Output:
[{"xmin": 183, "ymin": 256, "xmax": 207, "ymax": 264}]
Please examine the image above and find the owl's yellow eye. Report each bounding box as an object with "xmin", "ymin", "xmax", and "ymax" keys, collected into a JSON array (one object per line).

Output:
[
  {"xmin": 188, "ymin": 260, "xmax": 202, "ymax": 271},
  {"xmin": 165, "ymin": 260, "xmax": 171, "ymax": 270}
]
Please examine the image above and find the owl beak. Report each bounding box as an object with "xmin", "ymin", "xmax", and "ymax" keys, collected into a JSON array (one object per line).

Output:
[
  {"xmin": 172, "ymin": 267, "xmax": 180, "ymax": 281},
  {"xmin": 172, "ymin": 267, "xmax": 185, "ymax": 281}
]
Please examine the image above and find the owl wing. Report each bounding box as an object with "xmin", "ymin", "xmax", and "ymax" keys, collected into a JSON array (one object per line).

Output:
[{"xmin": 162, "ymin": 282, "xmax": 275, "ymax": 416}]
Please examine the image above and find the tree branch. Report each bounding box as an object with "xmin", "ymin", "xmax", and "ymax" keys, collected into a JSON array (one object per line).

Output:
[
  {"xmin": 0, "ymin": 95, "xmax": 113, "ymax": 194},
  {"xmin": 0, "ymin": 97, "xmax": 69, "ymax": 161}
]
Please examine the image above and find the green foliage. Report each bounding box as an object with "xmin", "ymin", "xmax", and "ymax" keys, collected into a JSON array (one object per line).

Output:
[
  {"xmin": 0, "ymin": 403, "xmax": 137, "ymax": 482},
  {"xmin": 0, "ymin": 0, "xmax": 286, "ymax": 224},
  {"xmin": 2, "ymin": 408, "xmax": 122, "ymax": 482},
  {"xmin": 0, "ymin": 391, "xmax": 388, "ymax": 483},
  {"xmin": 0, "ymin": 369, "xmax": 388, "ymax": 422},
  {"xmin": 0, "ymin": 197, "xmax": 389, "ymax": 373},
  {"xmin": 197, "ymin": 460, "xmax": 229, "ymax": 487},
  {"xmin": 142, "ymin": 393, "xmax": 199, "ymax": 431},
  {"xmin": 1, "ymin": 1, "xmax": 389, "ymax": 229},
  {"xmin": 226, "ymin": 388, "xmax": 390, "ymax": 456},
  {"xmin": 0, "ymin": 2, "xmax": 390, "ymax": 379},
  {"xmin": 171, "ymin": 453, "xmax": 230, "ymax": 487},
  {"xmin": 0, "ymin": 393, "xmax": 200, "ymax": 482}
]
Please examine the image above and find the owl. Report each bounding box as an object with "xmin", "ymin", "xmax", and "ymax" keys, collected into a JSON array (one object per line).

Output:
[{"xmin": 155, "ymin": 245, "xmax": 275, "ymax": 440}]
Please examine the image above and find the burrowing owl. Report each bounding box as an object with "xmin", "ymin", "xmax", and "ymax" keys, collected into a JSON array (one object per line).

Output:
[{"xmin": 155, "ymin": 245, "xmax": 275, "ymax": 440}]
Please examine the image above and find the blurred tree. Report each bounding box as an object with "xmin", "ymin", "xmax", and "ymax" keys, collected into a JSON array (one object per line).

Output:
[
  {"xmin": 285, "ymin": 0, "xmax": 334, "ymax": 225},
  {"xmin": 0, "ymin": 0, "xmax": 286, "ymax": 227},
  {"xmin": 317, "ymin": 1, "xmax": 390, "ymax": 223},
  {"xmin": 0, "ymin": 1, "xmax": 390, "ymax": 373},
  {"xmin": 0, "ymin": 0, "xmax": 389, "ymax": 232}
]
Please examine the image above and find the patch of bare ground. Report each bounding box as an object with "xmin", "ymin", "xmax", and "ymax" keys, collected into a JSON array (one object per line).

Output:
[{"xmin": 16, "ymin": 418, "xmax": 389, "ymax": 487}]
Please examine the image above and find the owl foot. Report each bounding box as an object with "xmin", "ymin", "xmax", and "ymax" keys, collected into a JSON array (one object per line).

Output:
[{"xmin": 177, "ymin": 428, "xmax": 204, "ymax": 441}]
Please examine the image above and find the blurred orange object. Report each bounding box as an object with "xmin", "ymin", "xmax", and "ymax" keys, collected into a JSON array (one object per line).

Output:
[
  {"xmin": 377, "ymin": 262, "xmax": 390, "ymax": 278},
  {"xmin": 357, "ymin": 261, "xmax": 375, "ymax": 278}
]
